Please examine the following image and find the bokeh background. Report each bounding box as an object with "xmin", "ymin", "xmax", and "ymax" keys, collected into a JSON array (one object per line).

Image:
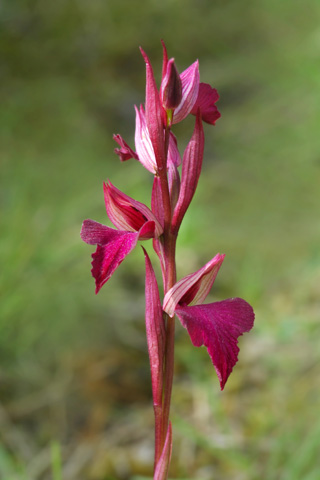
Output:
[{"xmin": 1, "ymin": 0, "xmax": 320, "ymax": 479}]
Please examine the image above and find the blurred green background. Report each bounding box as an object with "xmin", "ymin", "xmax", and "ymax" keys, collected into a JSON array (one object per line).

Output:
[{"xmin": 1, "ymin": 0, "xmax": 320, "ymax": 479}]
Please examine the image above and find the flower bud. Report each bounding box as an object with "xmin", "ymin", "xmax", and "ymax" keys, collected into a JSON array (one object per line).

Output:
[{"xmin": 160, "ymin": 58, "xmax": 182, "ymax": 110}]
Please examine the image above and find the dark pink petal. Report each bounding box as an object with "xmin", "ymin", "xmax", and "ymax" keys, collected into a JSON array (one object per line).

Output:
[
  {"xmin": 191, "ymin": 83, "xmax": 221, "ymax": 125},
  {"xmin": 81, "ymin": 219, "xmax": 156, "ymax": 294},
  {"xmin": 89, "ymin": 228, "xmax": 139, "ymax": 294},
  {"xmin": 172, "ymin": 60, "xmax": 200, "ymax": 124},
  {"xmin": 154, "ymin": 422, "xmax": 172, "ymax": 480},
  {"xmin": 140, "ymin": 47, "xmax": 166, "ymax": 171},
  {"xmin": 80, "ymin": 219, "xmax": 123, "ymax": 246},
  {"xmin": 104, "ymin": 181, "xmax": 163, "ymax": 237},
  {"xmin": 175, "ymin": 299, "xmax": 255, "ymax": 390},
  {"xmin": 171, "ymin": 110, "xmax": 204, "ymax": 234},
  {"xmin": 160, "ymin": 58, "xmax": 182, "ymax": 110},
  {"xmin": 113, "ymin": 134, "xmax": 138, "ymax": 162},
  {"xmin": 143, "ymin": 249, "xmax": 165, "ymax": 409},
  {"xmin": 163, "ymin": 253, "xmax": 225, "ymax": 317}
]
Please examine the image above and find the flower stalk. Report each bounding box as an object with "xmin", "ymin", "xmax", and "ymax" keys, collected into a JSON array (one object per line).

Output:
[{"xmin": 81, "ymin": 42, "xmax": 254, "ymax": 479}]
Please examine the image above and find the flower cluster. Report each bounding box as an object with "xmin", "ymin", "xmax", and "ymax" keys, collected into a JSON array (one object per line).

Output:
[{"xmin": 81, "ymin": 41, "xmax": 254, "ymax": 478}]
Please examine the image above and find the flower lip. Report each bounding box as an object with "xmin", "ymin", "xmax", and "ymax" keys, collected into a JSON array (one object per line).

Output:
[
  {"xmin": 175, "ymin": 298, "xmax": 255, "ymax": 390},
  {"xmin": 163, "ymin": 253, "xmax": 225, "ymax": 317}
]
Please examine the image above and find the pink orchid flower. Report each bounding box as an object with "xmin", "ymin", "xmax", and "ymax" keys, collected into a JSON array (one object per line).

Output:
[
  {"xmin": 160, "ymin": 41, "xmax": 220, "ymax": 125},
  {"xmin": 114, "ymin": 105, "xmax": 181, "ymax": 174},
  {"xmin": 163, "ymin": 254, "xmax": 255, "ymax": 390},
  {"xmin": 80, "ymin": 181, "xmax": 163, "ymax": 293}
]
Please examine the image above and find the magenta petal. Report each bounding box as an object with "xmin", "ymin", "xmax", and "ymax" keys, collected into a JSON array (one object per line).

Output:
[
  {"xmin": 113, "ymin": 134, "xmax": 138, "ymax": 162},
  {"xmin": 154, "ymin": 422, "xmax": 173, "ymax": 480},
  {"xmin": 81, "ymin": 219, "xmax": 156, "ymax": 293},
  {"xmin": 191, "ymin": 83, "xmax": 221, "ymax": 125},
  {"xmin": 143, "ymin": 249, "xmax": 165, "ymax": 408},
  {"xmin": 91, "ymin": 230, "xmax": 139, "ymax": 294},
  {"xmin": 175, "ymin": 299, "xmax": 255, "ymax": 390},
  {"xmin": 80, "ymin": 219, "xmax": 124, "ymax": 245}
]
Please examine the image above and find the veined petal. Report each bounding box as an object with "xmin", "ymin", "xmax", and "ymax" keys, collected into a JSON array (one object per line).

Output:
[
  {"xmin": 175, "ymin": 299, "xmax": 255, "ymax": 389},
  {"xmin": 113, "ymin": 134, "xmax": 138, "ymax": 162},
  {"xmin": 191, "ymin": 83, "xmax": 221, "ymax": 125},
  {"xmin": 140, "ymin": 47, "xmax": 166, "ymax": 171},
  {"xmin": 104, "ymin": 181, "xmax": 163, "ymax": 237},
  {"xmin": 172, "ymin": 60, "xmax": 200, "ymax": 124},
  {"xmin": 143, "ymin": 249, "xmax": 165, "ymax": 408},
  {"xmin": 163, "ymin": 253, "xmax": 225, "ymax": 317},
  {"xmin": 81, "ymin": 219, "xmax": 155, "ymax": 294},
  {"xmin": 171, "ymin": 110, "xmax": 204, "ymax": 234},
  {"xmin": 134, "ymin": 105, "xmax": 157, "ymax": 173}
]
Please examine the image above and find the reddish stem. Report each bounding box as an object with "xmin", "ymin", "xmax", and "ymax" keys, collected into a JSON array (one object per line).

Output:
[{"xmin": 154, "ymin": 125, "xmax": 177, "ymax": 471}]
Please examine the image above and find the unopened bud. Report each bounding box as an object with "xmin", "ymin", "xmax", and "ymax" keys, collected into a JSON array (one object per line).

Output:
[{"xmin": 160, "ymin": 58, "xmax": 182, "ymax": 110}]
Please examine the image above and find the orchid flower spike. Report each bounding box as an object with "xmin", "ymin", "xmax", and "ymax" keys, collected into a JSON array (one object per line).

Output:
[{"xmin": 80, "ymin": 181, "xmax": 162, "ymax": 293}]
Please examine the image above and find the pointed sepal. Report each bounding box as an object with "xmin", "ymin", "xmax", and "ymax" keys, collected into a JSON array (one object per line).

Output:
[
  {"xmin": 80, "ymin": 219, "xmax": 156, "ymax": 293},
  {"xmin": 134, "ymin": 104, "xmax": 158, "ymax": 173},
  {"xmin": 140, "ymin": 47, "xmax": 166, "ymax": 171},
  {"xmin": 104, "ymin": 181, "xmax": 163, "ymax": 237},
  {"xmin": 163, "ymin": 253, "xmax": 225, "ymax": 317},
  {"xmin": 143, "ymin": 248, "xmax": 165, "ymax": 408}
]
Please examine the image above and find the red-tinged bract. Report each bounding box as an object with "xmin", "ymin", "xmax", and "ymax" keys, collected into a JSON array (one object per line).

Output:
[{"xmin": 171, "ymin": 110, "xmax": 204, "ymax": 234}]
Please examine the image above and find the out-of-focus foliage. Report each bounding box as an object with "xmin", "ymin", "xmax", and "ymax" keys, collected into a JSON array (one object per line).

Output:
[{"xmin": 1, "ymin": 0, "xmax": 320, "ymax": 479}]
